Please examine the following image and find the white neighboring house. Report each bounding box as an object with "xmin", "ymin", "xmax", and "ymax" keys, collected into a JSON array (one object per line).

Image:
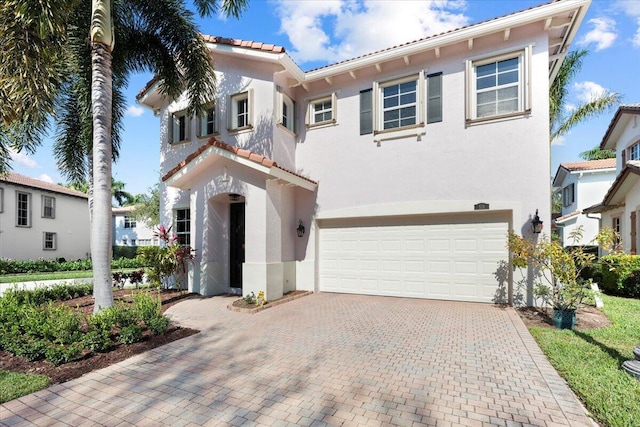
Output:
[
  {"xmin": 112, "ymin": 206, "xmax": 158, "ymax": 247},
  {"xmin": 552, "ymin": 159, "xmax": 616, "ymax": 247},
  {"xmin": 0, "ymin": 172, "xmax": 90, "ymax": 260},
  {"xmin": 138, "ymin": 0, "xmax": 590, "ymax": 305},
  {"xmin": 585, "ymin": 104, "xmax": 640, "ymax": 254}
]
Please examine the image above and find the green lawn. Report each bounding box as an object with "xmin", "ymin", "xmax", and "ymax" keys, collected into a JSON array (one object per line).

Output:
[
  {"xmin": 0, "ymin": 268, "xmax": 139, "ymax": 284},
  {"xmin": 0, "ymin": 370, "xmax": 49, "ymax": 404},
  {"xmin": 529, "ymin": 295, "xmax": 640, "ymax": 427}
]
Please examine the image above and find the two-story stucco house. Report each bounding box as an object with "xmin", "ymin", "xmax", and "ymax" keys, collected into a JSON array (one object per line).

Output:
[
  {"xmin": 553, "ymin": 159, "xmax": 616, "ymax": 247},
  {"xmin": 585, "ymin": 104, "xmax": 640, "ymax": 254},
  {"xmin": 0, "ymin": 173, "xmax": 90, "ymax": 260},
  {"xmin": 112, "ymin": 206, "xmax": 158, "ymax": 247},
  {"xmin": 137, "ymin": 0, "xmax": 590, "ymax": 305}
]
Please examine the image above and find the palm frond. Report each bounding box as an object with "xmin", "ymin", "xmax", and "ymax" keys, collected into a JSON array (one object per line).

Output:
[
  {"xmin": 579, "ymin": 146, "xmax": 616, "ymax": 161},
  {"xmin": 551, "ymin": 91, "xmax": 621, "ymax": 140}
]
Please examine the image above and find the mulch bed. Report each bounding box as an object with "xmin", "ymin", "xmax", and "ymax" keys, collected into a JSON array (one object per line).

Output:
[
  {"xmin": 0, "ymin": 289, "xmax": 200, "ymax": 384},
  {"xmin": 516, "ymin": 305, "xmax": 611, "ymax": 330}
]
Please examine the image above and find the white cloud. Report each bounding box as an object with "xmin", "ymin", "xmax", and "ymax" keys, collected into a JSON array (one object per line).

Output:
[
  {"xmin": 574, "ymin": 81, "xmax": 607, "ymax": 103},
  {"xmin": 9, "ymin": 148, "xmax": 38, "ymax": 169},
  {"xmin": 633, "ymin": 18, "xmax": 640, "ymax": 47},
  {"xmin": 125, "ymin": 105, "xmax": 144, "ymax": 117},
  {"xmin": 615, "ymin": 1, "xmax": 640, "ymax": 47},
  {"xmin": 578, "ymin": 17, "xmax": 617, "ymax": 51},
  {"xmin": 274, "ymin": 0, "xmax": 469, "ymax": 65},
  {"xmin": 551, "ymin": 135, "xmax": 566, "ymax": 146},
  {"xmin": 38, "ymin": 174, "xmax": 54, "ymax": 184}
]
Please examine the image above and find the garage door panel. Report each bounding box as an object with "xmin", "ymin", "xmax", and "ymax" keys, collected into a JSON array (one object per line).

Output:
[{"xmin": 319, "ymin": 215, "xmax": 508, "ymax": 302}]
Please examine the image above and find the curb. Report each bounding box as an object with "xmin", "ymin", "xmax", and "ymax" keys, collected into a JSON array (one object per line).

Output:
[{"xmin": 227, "ymin": 291, "xmax": 313, "ymax": 314}]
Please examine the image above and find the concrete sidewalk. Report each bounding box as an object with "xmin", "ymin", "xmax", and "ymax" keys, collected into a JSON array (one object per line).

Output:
[{"xmin": 1, "ymin": 293, "xmax": 595, "ymax": 426}]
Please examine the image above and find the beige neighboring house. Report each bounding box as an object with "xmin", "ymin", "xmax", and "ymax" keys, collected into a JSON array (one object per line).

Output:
[
  {"xmin": 0, "ymin": 172, "xmax": 90, "ymax": 260},
  {"xmin": 585, "ymin": 104, "xmax": 640, "ymax": 254},
  {"xmin": 112, "ymin": 206, "xmax": 158, "ymax": 247},
  {"xmin": 553, "ymin": 159, "xmax": 616, "ymax": 247},
  {"xmin": 138, "ymin": 0, "xmax": 590, "ymax": 305}
]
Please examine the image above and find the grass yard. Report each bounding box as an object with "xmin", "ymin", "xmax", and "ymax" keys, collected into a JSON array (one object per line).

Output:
[
  {"xmin": 0, "ymin": 370, "xmax": 49, "ymax": 404},
  {"xmin": 529, "ymin": 295, "xmax": 640, "ymax": 427},
  {"xmin": 0, "ymin": 268, "xmax": 139, "ymax": 284}
]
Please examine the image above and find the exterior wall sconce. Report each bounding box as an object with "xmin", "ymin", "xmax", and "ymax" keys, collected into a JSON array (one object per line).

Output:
[
  {"xmin": 531, "ymin": 209, "xmax": 544, "ymax": 234},
  {"xmin": 296, "ymin": 219, "xmax": 305, "ymax": 237}
]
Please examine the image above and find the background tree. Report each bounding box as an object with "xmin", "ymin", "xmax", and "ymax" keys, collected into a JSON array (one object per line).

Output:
[
  {"xmin": 579, "ymin": 146, "xmax": 616, "ymax": 161},
  {"xmin": 111, "ymin": 178, "xmax": 133, "ymax": 207},
  {"xmin": 550, "ymin": 49, "xmax": 621, "ymax": 141},
  {"xmin": 131, "ymin": 183, "xmax": 160, "ymax": 226}
]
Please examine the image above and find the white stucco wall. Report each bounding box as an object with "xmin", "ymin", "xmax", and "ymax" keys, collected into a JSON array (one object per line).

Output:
[
  {"xmin": 0, "ymin": 184, "xmax": 90, "ymax": 260},
  {"xmin": 112, "ymin": 213, "xmax": 157, "ymax": 246}
]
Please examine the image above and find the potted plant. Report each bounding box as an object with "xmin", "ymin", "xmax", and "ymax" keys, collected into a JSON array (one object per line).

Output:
[{"xmin": 509, "ymin": 226, "xmax": 617, "ymax": 329}]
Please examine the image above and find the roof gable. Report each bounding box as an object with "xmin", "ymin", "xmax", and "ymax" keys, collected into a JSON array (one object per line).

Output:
[
  {"xmin": 600, "ymin": 104, "xmax": 640, "ymax": 150},
  {"xmin": 552, "ymin": 158, "xmax": 616, "ymax": 187}
]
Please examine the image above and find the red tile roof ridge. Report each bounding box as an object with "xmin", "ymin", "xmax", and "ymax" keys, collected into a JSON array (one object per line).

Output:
[
  {"xmin": 162, "ymin": 137, "xmax": 317, "ymax": 186},
  {"xmin": 201, "ymin": 35, "xmax": 286, "ymax": 53},
  {"xmin": 304, "ymin": 0, "xmax": 555, "ymax": 73},
  {"xmin": 555, "ymin": 210, "xmax": 581, "ymax": 222},
  {"xmin": 1, "ymin": 172, "xmax": 88, "ymax": 199},
  {"xmin": 560, "ymin": 158, "xmax": 617, "ymax": 172}
]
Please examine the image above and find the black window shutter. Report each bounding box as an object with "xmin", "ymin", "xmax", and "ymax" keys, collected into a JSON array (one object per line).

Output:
[
  {"xmin": 427, "ymin": 72, "xmax": 442, "ymax": 124},
  {"xmin": 360, "ymin": 88, "xmax": 373, "ymax": 135}
]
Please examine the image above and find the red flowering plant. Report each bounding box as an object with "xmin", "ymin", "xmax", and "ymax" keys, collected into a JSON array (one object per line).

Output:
[{"xmin": 138, "ymin": 225, "xmax": 194, "ymax": 289}]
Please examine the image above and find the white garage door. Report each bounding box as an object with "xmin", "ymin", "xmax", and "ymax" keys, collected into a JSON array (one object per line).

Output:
[{"xmin": 319, "ymin": 214, "xmax": 509, "ymax": 303}]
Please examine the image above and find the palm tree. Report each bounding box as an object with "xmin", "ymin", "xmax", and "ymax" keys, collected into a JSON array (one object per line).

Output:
[
  {"xmin": 579, "ymin": 146, "xmax": 616, "ymax": 161},
  {"xmin": 550, "ymin": 49, "xmax": 621, "ymax": 141},
  {"xmin": 2, "ymin": 0, "xmax": 248, "ymax": 311},
  {"xmin": 111, "ymin": 178, "xmax": 134, "ymax": 207}
]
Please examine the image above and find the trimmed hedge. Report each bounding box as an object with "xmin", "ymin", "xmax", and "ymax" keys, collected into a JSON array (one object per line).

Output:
[
  {"xmin": 0, "ymin": 257, "xmax": 146, "ymax": 275},
  {"xmin": 112, "ymin": 246, "xmax": 139, "ymax": 259},
  {"xmin": 600, "ymin": 254, "xmax": 640, "ymax": 298}
]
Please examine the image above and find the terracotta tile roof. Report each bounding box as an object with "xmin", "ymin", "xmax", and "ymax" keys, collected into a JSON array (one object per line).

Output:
[
  {"xmin": 162, "ymin": 137, "xmax": 317, "ymax": 186},
  {"xmin": 137, "ymin": 36, "xmax": 287, "ymax": 100},
  {"xmin": 112, "ymin": 206, "xmax": 137, "ymax": 215},
  {"xmin": 0, "ymin": 172, "xmax": 88, "ymax": 199},
  {"xmin": 305, "ymin": 1, "xmax": 555, "ymax": 73},
  {"xmin": 560, "ymin": 158, "xmax": 617, "ymax": 172},
  {"xmin": 555, "ymin": 210, "xmax": 580, "ymax": 223},
  {"xmin": 600, "ymin": 104, "xmax": 640, "ymax": 149},
  {"xmin": 583, "ymin": 161, "xmax": 640, "ymax": 213}
]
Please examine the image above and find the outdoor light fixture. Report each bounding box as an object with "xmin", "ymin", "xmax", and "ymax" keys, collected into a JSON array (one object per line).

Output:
[
  {"xmin": 531, "ymin": 209, "xmax": 544, "ymax": 234},
  {"xmin": 296, "ymin": 219, "xmax": 305, "ymax": 237}
]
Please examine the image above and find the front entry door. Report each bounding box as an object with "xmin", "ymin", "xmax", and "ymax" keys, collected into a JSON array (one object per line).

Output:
[{"xmin": 230, "ymin": 202, "xmax": 245, "ymax": 289}]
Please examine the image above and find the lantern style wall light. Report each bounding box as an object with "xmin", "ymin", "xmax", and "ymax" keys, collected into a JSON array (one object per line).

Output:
[
  {"xmin": 296, "ymin": 219, "xmax": 305, "ymax": 237},
  {"xmin": 531, "ymin": 209, "xmax": 544, "ymax": 234}
]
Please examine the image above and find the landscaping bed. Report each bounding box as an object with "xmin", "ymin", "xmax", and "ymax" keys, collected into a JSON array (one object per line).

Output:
[
  {"xmin": 0, "ymin": 288, "xmax": 199, "ymax": 402},
  {"xmin": 517, "ymin": 304, "xmax": 611, "ymax": 330}
]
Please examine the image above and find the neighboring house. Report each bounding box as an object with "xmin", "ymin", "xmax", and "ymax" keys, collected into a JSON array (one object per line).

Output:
[
  {"xmin": 112, "ymin": 206, "xmax": 158, "ymax": 247},
  {"xmin": 552, "ymin": 159, "xmax": 616, "ymax": 247},
  {"xmin": 585, "ymin": 104, "xmax": 640, "ymax": 254},
  {"xmin": 0, "ymin": 173, "xmax": 90, "ymax": 260},
  {"xmin": 137, "ymin": 0, "xmax": 590, "ymax": 304}
]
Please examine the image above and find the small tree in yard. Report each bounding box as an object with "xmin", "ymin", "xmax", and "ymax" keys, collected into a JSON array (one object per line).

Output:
[{"xmin": 138, "ymin": 225, "xmax": 193, "ymax": 290}]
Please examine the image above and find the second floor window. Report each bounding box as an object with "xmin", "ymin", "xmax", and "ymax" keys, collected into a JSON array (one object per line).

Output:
[
  {"xmin": 230, "ymin": 92, "xmax": 251, "ymax": 130},
  {"xmin": 16, "ymin": 191, "xmax": 31, "ymax": 227},
  {"xmin": 381, "ymin": 78, "xmax": 418, "ymax": 130},
  {"xmin": 563, "ymin": 183, "xmax": 575, "ymax": 207},
  {"xmin": 171, "ymin": 111, "xmax": 189, "ymax": 144},
  {"xmin": 629, "ymin": 142, "xmax": 640, "ymax": 161},
  {"xmin": 124, "ymin": 216, "xmax": 136, "ymax": 228},
  {"xmin": 197, "ymin": 105, "xmax": 216, "ymax": 137},
  {"xmin": 280, "ymin": 92, "xmax": 295, "ymax": 133},
  {"xmin": 42, "ymin": 195, "xmax": 55, "ymax": 218}
]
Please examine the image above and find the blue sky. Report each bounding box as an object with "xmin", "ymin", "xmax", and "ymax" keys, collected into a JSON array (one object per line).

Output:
[{"xmin": 9, "ymin": 0, "xmax": 640, "ymax": 196}]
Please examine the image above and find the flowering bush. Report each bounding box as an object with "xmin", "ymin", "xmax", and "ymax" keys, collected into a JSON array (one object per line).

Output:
[{"xmin": 137, "ymin": 225, "xmax": 194, "ymax": 289}]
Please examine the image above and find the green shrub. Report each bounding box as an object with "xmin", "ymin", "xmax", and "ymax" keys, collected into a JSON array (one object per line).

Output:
[
  {"xmin": 112, "ymin": 246, "xmax": 139, "ymax": 259},
  {"xmin": 112, "ymin": 257, "xmax": 146, "ymax": 269},
  {"xmin": 621, "ymin": 273, "xmax": 640, "ymax": 299},
  {"xmin": 600, "ymin": 254, "xmax": 640, "ymax": 296},
  {"xmin": 132, "ymin": 291, "xmax": 161, "ymax": 324},
  {"xmin": 83, "ymin": 329, "xmax": 112, "ymax": 352},
  {"xmin": 118, "ymin": 325, "xmax": 142, "ymax": 344},
  {"xmin": 0, "ymin": 257, "xmax": 144, "ymax": 275},
  {"xmin": 17, "ymin": 339, "xmax": 49, "ymax": 362},
  {"xmin": 41, "ymin": 304, "xmax": 83, "ymax": 345},
  {"xmin": 1, "ymin": 283, "xmax": 92, "ymax": 306},
  {"xmin": 45, "ymin": 342, "xmax": 83, "ymax": 366},
  {"xmin": 148, "ymin": 316, "xmax": 170, "ymax": 335}
]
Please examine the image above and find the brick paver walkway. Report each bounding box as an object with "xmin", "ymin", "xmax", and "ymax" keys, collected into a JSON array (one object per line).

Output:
[{"xmin": 1, "ymin": 293, "xmax": 595, "ymax": 426}]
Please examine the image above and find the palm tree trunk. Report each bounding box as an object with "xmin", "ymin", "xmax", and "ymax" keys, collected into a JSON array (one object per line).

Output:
[{"xmin": 91, "ymin": 42, "xmax": 113, "ymax": 312}]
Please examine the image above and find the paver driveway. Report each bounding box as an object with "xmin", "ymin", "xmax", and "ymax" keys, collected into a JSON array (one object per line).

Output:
[{"xmin": 1, "ymin": 293, "xmax": 594, "ymax": 427}]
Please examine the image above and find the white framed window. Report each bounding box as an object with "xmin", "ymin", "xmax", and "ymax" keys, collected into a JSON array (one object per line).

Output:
[
  {"xmin": 43, "ymin": 232, "xmax": 57, "ymax": 250},
  {"xmin": 379, "ymin": 75, "xmax": 420, "ymax": 131},
  {"xmin": 628, "ymin": 142, "xmax": 640, "ymax": 161},
  {"xmin": 306, "ymin": 92, "xmax": 338, "ymax": 126},
  {"xmin": 131, "ymin": 239, "xmax": 137, "ymax": 246},
  {"xmin": 197, "ymin": 104, "xmax": 217, "ymax": 138},
  {"xmin": 175, "ymin": 208, "xmax": 191, "ymax": 245},
  {"xmin": 16, "ymin": 191, "xmax": 31, "ymax": 227},
  {"xmin": 0, "ymin": 187, "xmax": 3, "ymax": 213},
  {"xmin": 276, "ymin": 87, "xmax": 296, "ymax": 133},
  {"xmin": 42, "ymin": 195, "xmax": 55, "ymax": 219},
  {"xmin": 122, "ymin": 236, "xmax": 128, "ymax": 246},
  {"xmin": 467, "ymin": 48, "xmax": 530, "ymax": 121},
  {"xmin": 562, "ymin": 183, "xmax": 575, "ymax": 207},
  {"xmin": 229, "ymin": 91, "xmax": 252, "ymax": 131},
  {"xmin": 124, "ymin": 216, "xmax": 136, "ymax": 229},
  {"xmin": 170, "ymin": 110, "xmax": 190, "ymax": 144}
]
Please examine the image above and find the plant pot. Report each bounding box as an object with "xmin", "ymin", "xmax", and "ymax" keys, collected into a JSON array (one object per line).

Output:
[{"xmin": 552, "ymin": 308, "xmax": 576, "ymax": 330}]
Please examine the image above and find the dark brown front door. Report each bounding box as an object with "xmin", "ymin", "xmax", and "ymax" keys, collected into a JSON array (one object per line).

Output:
[
  {"xmin": 631, "ymin": 211, "xmax": 637, "ymax": 254},
  {"xmin": 230, "ymin": 202, "xmax": 245, "ymax": 288}
]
